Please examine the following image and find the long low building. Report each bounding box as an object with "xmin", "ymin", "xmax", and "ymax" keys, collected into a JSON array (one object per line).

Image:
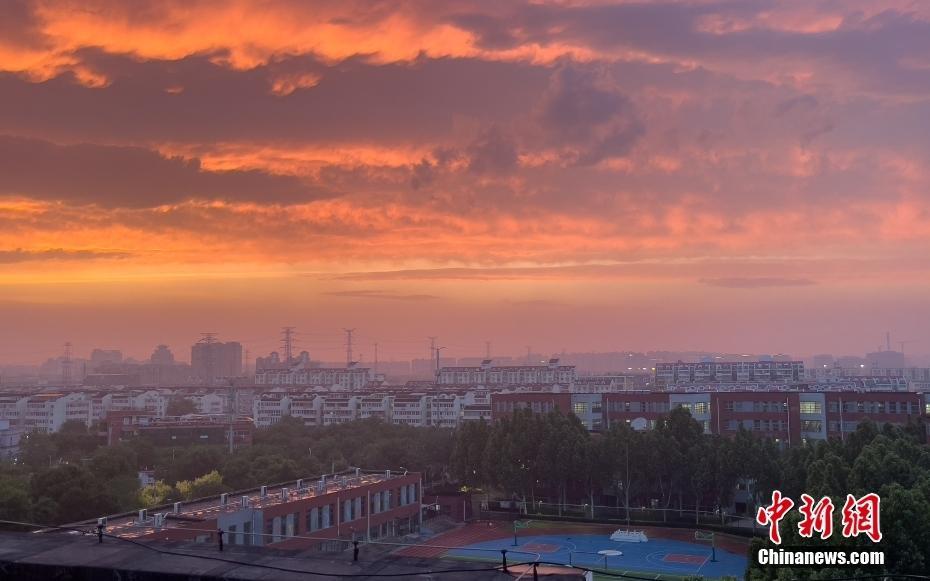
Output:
[
  {"xmin": 96, "ymin": 469, "xmax": 422, "ymax": 549},
  {"xmin": 655, "ymin": 360, "xmax": 805, "ymax": 386},
  {"xmin": 491, "ymin": 390, "xmax": 930, "ymax": 444}
]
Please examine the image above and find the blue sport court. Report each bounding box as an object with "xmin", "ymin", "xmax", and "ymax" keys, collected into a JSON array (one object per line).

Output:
[{"xmin": 447, "ymin": 533, "xmax": 748, "ymax": 579}]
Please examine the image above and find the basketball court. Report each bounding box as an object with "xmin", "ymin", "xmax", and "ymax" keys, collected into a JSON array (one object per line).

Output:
[{"xmin": 402, "ymin": 521, "xmax": 748, "ymax": 579}]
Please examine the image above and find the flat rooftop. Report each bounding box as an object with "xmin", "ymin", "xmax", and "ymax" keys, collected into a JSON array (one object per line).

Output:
[
  {"xmin": 0, "ymin": 531, "xmax": 522, "ymax": 581},
  {"xmin": 98, "ymin": 470, "xmax": 418, "ymax": 538}
]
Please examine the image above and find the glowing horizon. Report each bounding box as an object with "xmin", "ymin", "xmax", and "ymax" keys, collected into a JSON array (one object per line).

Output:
[{"xmin": 3, "ymin": 0, "xmax": 930, "ymax": 363}]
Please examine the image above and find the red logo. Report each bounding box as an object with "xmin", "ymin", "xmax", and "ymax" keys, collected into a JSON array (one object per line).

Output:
[
  {"xmin": 756, "ymin": 490, "xmax": 794, "ymax": 545},
  {"xmin": 841, "ymin": 493, "xmax": 882, "ymax": 542},
  {"xmin": 798, "ymin": 494, "xmax": 833, "ymax": 540},
  {"xmin": 756, "ymin": 490, "xmax": 882, "ymax": 544}
]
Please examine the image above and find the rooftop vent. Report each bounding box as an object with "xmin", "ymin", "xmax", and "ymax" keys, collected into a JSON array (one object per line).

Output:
[
  {"xmin": 281, "ymin": 487, "xmax": 290, "ymax": 501},
  {"xmin": 173, "ymin": 502, "xmax": 181, "ymax": 514},
  {"xmin": 97, "ymin": 517, "xmax": 107, "ymax": 526},
  {"xmin": 137, "ymin": 509, "xmax": 148, "ymax": 523},
  {"xmin": 260, "ymin": 485, "xmax": 267, "ymax": 499},
  {"xmin": 220, "ymin": 493, "xmax": 229, "ymax": 506},
  {"xmin": 240, "ymin": 495, "xmax": 249, "ymax": 508},
  {"xmin": 296, "ymin": 478, "xmax": 304, "ymax": 490},
  {"xmin": 385, "ymin": 469, "xmax": 391, "ymax": 478}
]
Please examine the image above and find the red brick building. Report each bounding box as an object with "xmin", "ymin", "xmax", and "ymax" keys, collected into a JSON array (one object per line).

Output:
[
  {"xmin": 103, "ymin": 469, "xmax": 422, "ymax": 548},
  {"xmin": 491, "ymin": 390, "xmax": 930, "ymax": 444}
]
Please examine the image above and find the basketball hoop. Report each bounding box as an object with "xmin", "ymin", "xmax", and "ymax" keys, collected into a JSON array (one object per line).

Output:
[{"xmin": 694, "ymin": 530, "xmax": 717, "ymax": 562}]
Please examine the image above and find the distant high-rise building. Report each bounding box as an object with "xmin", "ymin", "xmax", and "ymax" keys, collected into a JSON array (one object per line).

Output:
[
  {"xmin": 191, "ymin": 339, "xmax": 242, "ymax": 385},
  {"xmin": 866, "ymin": 350, "xmax": 906, "ymax": 369},
  {"xmin": 150, "ymin": 344, "xmax": 175, "ymax": 365},
  {"xmin": 90, "ymin": 349, "xmax": 123, "ymax": 370}
]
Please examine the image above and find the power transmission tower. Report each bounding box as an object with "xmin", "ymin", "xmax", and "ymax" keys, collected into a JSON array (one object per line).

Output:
[
  {"xmin": 343, "ymin": 328, "xmax": 356, "ymax": 366},
  {"xmin": 198, "ymin": 333, "xmax": 218, "ymax": 386},
  {"xmin": 281, "ymin": 326, "xmax": 296, "ymax": 365},
  {"xmin": 62, "ymin": 342, "xmax": 73, "ymax": 384}
]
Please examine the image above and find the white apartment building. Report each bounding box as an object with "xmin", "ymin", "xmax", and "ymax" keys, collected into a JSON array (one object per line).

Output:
[
  {"xmin": 572, "ymin": 375, "xmax": 639, "ymax": 392},
  {"xmin": 289, "ymin": 394, "xmax": 322, "ymax": 426},
  {"xmin": 461, "ymin": 404, "xmax": 491, "ymax": 422},
  {"xmin": 429, "ymin": 393, "xmax": 464, "ymax": 428},
  {"xmin": 0, "ymin": 390, "xmax": 173, "ymax": 434},
  {"xmin": 0, "ymin": 395, "xmax": 28, "ymax": 426},
  {"xmin": 23, "ymin": 393, "xmax": 89, "ymax": 432},
  {"xmin": 190, "ymin": 392, "xmax": 227, "ymax": 415},
  {"xmin": 320, "ymin": 395, "xmax": 359, "ymax": 425},
  {"xmin": 254, "ymin": 364, "xmax": 374, "ymax": 390},
  {"xmin": 359, "ymin": 394, "xmax": 393, "ymax": 422},
  {"xmin": 656, "ymin": 360, "xmax": 804, "ymax": 386},
  {"xmin": 437, "ymin": 359, "xmax": 576, "ymax": 387},
  {"xmin": 252, "ymin": 392, "xmax": 290, "ymax": 427},
  {"xmin": 0, "ymin": 419, "xmax": 22, "ymax": 459},
  {"xmin": 134, "ymin": 390, "xmax": 170, "ymax": 417},
  {"xmin": 391, "ymin": 394, "xmax": 430, "ymax": 427}
]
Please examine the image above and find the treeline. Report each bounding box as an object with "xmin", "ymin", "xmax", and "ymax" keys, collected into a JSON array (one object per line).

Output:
[
  {"xmin": 747, "ymin": 421, "xmax": 930, "ymax": 579},
  {"xmin": 449, "ymin": 408, "xmax": 930, "ymax": 578},
  {"xmin": 450, "ymin": 407, "xmax": 781, "ymax": 519},
  {"xmin": 0, "ymin": 418, "xmax": 452, "ymax": 525},
  {"xmin": 3, "ymin": 410, "xmax": 928, "ymax": 577}
]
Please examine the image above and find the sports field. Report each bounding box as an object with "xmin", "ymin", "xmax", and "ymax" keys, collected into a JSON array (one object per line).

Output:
[{"xmin": 398, "ymin": 521, "xmax": 749, "ymax": 579}]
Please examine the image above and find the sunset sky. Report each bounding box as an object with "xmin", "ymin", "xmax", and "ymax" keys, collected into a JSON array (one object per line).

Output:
[{"xmin": 3, "ymin": 0, "xmax": 930, "ymax": 363}]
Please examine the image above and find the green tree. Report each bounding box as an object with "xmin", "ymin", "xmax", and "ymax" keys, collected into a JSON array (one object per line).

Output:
[
  {"xmin": 176, "ymin": 470, "xmax": 228, "ymax": 500},
  {"xmin": 19, "ymin": 431, "xmax": 58, "ymax": 471},
  {"xmin": 30, "ymin": 464, "xmax": 118, "ymax": 524},
  {"xmin": 139, "ymin": 480, "xmax": 175, "ymax": 508},
  {"xmin": 0, "ymin": 477, "xmax": 32, "ymax": 521},
  {"xmin": 166, "ymin": 397, "xmax": 197, "ymax": 416}
]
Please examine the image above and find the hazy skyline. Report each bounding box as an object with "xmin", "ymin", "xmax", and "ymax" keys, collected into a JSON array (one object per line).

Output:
[{"xmin": 3, "ymin": 1, "xmax": 930, "ymax": 362}]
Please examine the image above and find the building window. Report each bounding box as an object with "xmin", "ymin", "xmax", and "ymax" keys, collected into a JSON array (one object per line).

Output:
[
  {"xmin": 572, "ymin": 402, "xmax": 588, "ymax": 415},
  {"xmin": 725, "ymin": 401, "xmax": 734, "ymax": 412},
  {"xmin": 799, "ymin": 401, "xmax": 822, "ymax": 414},
  {"xmin": 801, "ymin": 420, "xmax": 822, "ymax": 432},
  {"xmin": 694, "ymin": 402, "xmax": 709, "ymax": 414}
]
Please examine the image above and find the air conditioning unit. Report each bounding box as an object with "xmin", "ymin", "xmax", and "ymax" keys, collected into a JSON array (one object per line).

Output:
[
  {"xmin": 220, "ymin": 493, "xmax": 229, "ymax": 506},
  {"xmin": 138, "ymin": 509, "xmax": 148, "ymax": 523},
  {"xmin": 97, "ymin": 517, "xmax": 107, "ymax": 526},
  {"xmin": 154, "ymin": 513, "xmax": 165, "ymax": 529}
]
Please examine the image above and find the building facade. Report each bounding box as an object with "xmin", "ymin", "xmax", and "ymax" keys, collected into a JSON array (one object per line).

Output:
[
  {"xmin": 99, "ymin": 469, "xmax": 422, "ymax": 549},
  {"xmin": 491, "ymin": 390, "xmax": 930, "ymax": 445},
  {"xmin": 655, "ymin": 360, "xmax": 804, "ymax": 386}
]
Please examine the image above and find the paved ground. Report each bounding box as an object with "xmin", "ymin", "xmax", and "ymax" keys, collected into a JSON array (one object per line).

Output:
[{"xmin": 397, "ymin": 520, "xmax": 751, "ymax": 579}]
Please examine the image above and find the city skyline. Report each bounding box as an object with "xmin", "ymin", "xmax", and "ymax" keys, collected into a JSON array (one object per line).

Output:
[{"xmin": 4, "ymin": 1, "xmax": 930, "ymax": 360}]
